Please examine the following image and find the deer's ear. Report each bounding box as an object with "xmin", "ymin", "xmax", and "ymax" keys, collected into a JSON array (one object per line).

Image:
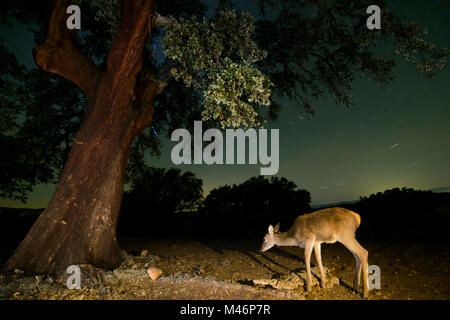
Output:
[
  {"xmin": 273, "ymin": 223, "xmax": 280, "ymax": 233},
  {"xmin": 268, "ymin": 225, "xmax": 274, "ymax": 234}
]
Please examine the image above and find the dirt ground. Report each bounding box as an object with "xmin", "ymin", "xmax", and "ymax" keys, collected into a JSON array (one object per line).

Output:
[{"xmin": 1, "ymin": 237, "xmax": 449, "ymax": 300}]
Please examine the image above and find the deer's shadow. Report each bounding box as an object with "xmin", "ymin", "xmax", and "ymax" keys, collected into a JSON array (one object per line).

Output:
[
  {"xmin": 201, "ymin": 239, "xmax": 320, "ymax": 277},
  {"xmin": 200, "ymin": 239, "xmax": 361, "ymax": 296}
]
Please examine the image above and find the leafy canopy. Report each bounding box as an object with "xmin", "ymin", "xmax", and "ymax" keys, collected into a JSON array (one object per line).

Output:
[
  {"xmin": 92, "ymin": 4, "xmax": 274, "ymax": 129},
  {"xmin": 0, "ymin": 0, "xmax": 448, "ymax": 202},
  {"xmin": 163, "ymin": 10, "xmax": 272, "ymax": 128}
]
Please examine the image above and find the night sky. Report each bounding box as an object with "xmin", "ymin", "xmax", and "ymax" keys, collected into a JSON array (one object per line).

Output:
[{"xmin": 1, "ymin": 0, "xmax": 449, "ymax": 208}]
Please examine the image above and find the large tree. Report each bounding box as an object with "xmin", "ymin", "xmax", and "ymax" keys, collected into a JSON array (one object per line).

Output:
[{"xmin": 1, "ymin": 0, "xmax": 447, "ymax": 274}]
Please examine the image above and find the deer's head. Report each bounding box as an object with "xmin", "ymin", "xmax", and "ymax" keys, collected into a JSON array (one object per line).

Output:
[{"xmin": 260, "ymin": 223, "xmax": 280, "ymax": 252}]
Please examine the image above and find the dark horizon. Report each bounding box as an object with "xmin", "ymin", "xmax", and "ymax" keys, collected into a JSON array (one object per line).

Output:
[{"xmin": 1, "ymin": 185, "xmax": 449, "ymax": 210}]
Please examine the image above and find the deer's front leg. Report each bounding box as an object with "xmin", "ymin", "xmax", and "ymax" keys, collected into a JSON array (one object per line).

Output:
[
  {"xmin": 304, "ymin": 239, "xmax": 314, "ymax": 292},
  {"xmin": 314, "ymin": 242, "xmax": 327, "ymax": 288}
]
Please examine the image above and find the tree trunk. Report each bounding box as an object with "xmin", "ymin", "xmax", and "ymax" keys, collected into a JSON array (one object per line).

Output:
[
  {"xmin": 3, "ymin": 0, "xmax": 160, "ymax": 275},
  {"xmin": 4, "ymin": 82, "xmax": 150, "ymax": 275}
]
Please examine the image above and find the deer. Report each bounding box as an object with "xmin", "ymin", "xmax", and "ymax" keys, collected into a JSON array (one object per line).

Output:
[{"xmin": 260, "ymin": 207, "xmax": 369, "ymax": 298}]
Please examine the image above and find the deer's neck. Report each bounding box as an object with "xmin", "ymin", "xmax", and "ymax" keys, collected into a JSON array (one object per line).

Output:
[{"xmin": 274, "ymin": 232, "xmax": 298, "ymax": 247}]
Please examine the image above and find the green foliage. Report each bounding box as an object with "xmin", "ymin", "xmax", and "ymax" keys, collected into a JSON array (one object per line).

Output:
[
  {"xmin": 352, "ymin": 187, "xmax": 450, "ymax": 236},
  {"xmin": 200, "ymin": 175, "xmax": 311, "ymax": 237},
  {"xmin": 92, "ymin": 0, "xmax": 120, "ymax": 37},
  {"xmin": 203, "ymin": 176, "xmax": 311, "ymax": 221},
  {"xmin": 0, "ymin": 40, "xmax": 25, "ymax": 133},
  {"xmin": 255, "ymin": 0, "xmax": 448, "ymax": 114},
  {"xmin": 202, "ymin": 62, "xmax": 271, "ymax": 128},
  {"xmin": 123, "ymin": 167, "xmax": 203, "ymax": 214},
  {"xmin": 0, "ymin": 5, "xmax": 42, "ymax": 201},
  {"xmin": 0, "ymin": 0, "xmax": 448, "ymax": 202},
  {"xmin": 119, "ymin": 167, "xmax": 203, "ymax": 236},
  {"xmin": 1, "ymin": 68, "xmax": 86, "ymax": 202},
  {"xmin": 393, "ymin": 26, "xmax": 448, "ymax": 77},
  {"xmin": 163, "ymin": 10, "xmax": 272, "ymax": 128}
]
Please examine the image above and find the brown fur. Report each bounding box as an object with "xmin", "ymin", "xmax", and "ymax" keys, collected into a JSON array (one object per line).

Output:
[
  {"xmin": 261, "ymin": 207, "xmax": 369, "ymax": 298},
  {"xmin": 288, "ymin": 207, "xmax": 361, "ymax": 242}
]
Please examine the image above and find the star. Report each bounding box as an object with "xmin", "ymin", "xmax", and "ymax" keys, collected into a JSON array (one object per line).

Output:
[
  {"xmin": 435, "ymin": 102, "xmax": 445, "ymax": 110},
  {"xmin": 152, "ymin": 126, "xmax": 158, "ymax": 136},
  {"xmin": 407, "ymin": 161, "xmax": 419, "ymax": 168}
]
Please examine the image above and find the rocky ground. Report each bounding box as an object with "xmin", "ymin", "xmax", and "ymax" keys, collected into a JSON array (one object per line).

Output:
[{"xmin": 1, "ymin": 238, "xmax": 449, "ymax": 300}]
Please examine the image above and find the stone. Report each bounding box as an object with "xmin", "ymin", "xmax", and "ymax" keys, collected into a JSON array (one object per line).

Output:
[
  {"xmin": 253, "ymin": 268, "xmax": 339, "ymax": 292},
  {"xmin": 147, "ymin": 267, "xmax": 163, "ymax": 280},
  {"xmin": 56, "ymin": 264, "xmax": 108, "ymax": 288},
  {"xmin": 140, "ymin": 250, "xmax": 149, "ymax": 257},
  {"xmin": 103, "ymin": 271, "xmax": 118, "ymax": 285},
  {"xmin": 113, "ymin": 268, "xmax": 147, "ymax": 281},
  {"xmin": 18, "ymin": 277, "xmax": 36, "ymax": 294},
  {"xmin": 0, "ymin": 281, "xmax": 19, "ymax": 299},
  {"xmin": 193, "ymin": 265, "xmax": 205, "ymax": 275},
  {"xmin": 326, "ymin": 276, "xmax": 340, "ymax": 288}
]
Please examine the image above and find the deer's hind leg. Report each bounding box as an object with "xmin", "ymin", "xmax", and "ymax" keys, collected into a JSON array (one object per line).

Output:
[
  {"xmin": 339, "ymin": 236, "xmax": 369, "ymax": 298},
  {"xmin": 352, "ymin": 252, "xmax": 362, "ymax": 291},
  {"xmin": 314, "ymin": 242, "xmax": 327, "ymax": 288}
]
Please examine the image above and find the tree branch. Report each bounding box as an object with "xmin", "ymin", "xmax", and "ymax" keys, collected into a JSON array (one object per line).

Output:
[
  {"xmin": 106, "ymin": 0, "xmax": 154, "ymax": 83},
  {"xmin": 133, "ymin": 79, "xmax": 163, "ymax": 132},
  {"xmin": 32, "ymin": 0, "xmax": 102, "ymax": 98},
  {"xmin": 153, "ymin": 60, "xmax": 178, "ymax": 85},
  {"xmin": 153, "ymin": 12, "xmax": 175, "ymax": 27}
]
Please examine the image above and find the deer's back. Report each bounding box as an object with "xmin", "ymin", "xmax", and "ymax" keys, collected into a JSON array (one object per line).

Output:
[{"xmin": 289, "ymin": 207, "xmax": 361, "ymax": 242}]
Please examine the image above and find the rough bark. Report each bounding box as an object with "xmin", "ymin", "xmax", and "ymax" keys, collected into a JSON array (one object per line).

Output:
[
  {"xmin": 33, "ymin": 0, "xmax": 102, "ymax": 99},
  {"xmin": 4, "ymin": 0, "xmax": 160, "ymax": 274}
]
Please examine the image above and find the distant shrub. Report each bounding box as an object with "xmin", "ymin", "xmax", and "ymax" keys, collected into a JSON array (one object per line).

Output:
[
  {"xmin": 349, "ymin": 187, "xmax": 450, "ymax": 237},
  {"xmin": 198, "ymin": 176, "xmax": 311, "ymax": 238}
]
